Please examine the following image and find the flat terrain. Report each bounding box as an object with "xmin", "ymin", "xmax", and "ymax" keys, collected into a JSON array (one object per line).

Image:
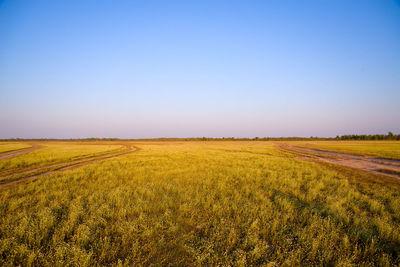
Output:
[
  {"xmin": 292, "ymin": 141, "xmax": 400, "ymax": 160},
  {"xmin": 0, "ymin": 143, "xmax": 43, "ymax": 160},
  {"xmin": 280, "ymin": 143, "xmax": 400, "ymax": 179},
  {"xmin": 0, "ymin": 143, "xmax": 32, "ymax": 154},
  {"xmin": 0, "ymin": 141, "xmax": 399, "ymax": 266}
]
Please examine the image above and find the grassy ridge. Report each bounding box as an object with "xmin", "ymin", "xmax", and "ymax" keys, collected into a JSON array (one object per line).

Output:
[{"xmin": 0, "ymin": 142, "xmax": 399, "ymax": 265}]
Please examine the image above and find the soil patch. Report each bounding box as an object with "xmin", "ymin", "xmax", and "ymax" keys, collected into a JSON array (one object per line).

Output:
[
  {"xmin": 278, "ymin": 145, "xmax": 400, "ymax": 179},
  {"xmin": 0, "ymin": 145, "xmax": 140, "ymax": 189},
  {"xmin": 0, "ymin": 144, "xmax": 45, "ymax": 160}
]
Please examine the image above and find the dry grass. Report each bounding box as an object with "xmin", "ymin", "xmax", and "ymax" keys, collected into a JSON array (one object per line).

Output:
[
  {"xmin": 0, "ymin": 143, "xmax": 32, "ymax": 153},
  {"xmin": 0, "ymin": 143, "xmax": 124, "ymax": 173},
  {"xmin": 0, "ymin": 141, "xmax": 399, "ymax": 266},
  {"xmin": 290, "ymin": 140, "xmax": 400, "ymax": 160}
]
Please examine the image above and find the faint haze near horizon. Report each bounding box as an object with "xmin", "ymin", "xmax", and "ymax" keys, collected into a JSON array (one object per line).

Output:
[{"xmin": 1, "ymin": 0, "xmax": 399, "ymax": 139}]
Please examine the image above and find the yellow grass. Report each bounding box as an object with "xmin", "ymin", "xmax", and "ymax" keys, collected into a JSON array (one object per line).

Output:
[
  {"xmin": 291, "ymin": 140, "xmax": 400, "ymax": 160},
  {"xmin": 0, "ymin": 143, "xmax": 31, "ymax": 153},
  {"xmin": 0, "ymin": 141, "xmax": 399, "ymax": 265},
  {"xmin": 0, "ymin": 142, "xmax": 124, "ymax": 172}
]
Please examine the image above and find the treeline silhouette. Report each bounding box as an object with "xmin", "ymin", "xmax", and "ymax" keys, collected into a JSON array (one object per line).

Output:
[
  {"xmin": 335, "ymin": 132, "xmax": 400, "ymax": 140},
  {"xmin": 1, "ymin": 133, "xmax": 399, "ymax": 141},
  {"xmin": 1, "ymin": 137, "xmax": 329, "ymax": 141}
]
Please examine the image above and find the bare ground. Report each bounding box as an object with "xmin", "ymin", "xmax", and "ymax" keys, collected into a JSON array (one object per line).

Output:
[
  {"xmin": 0, "ymin": 144, "xmax": 45, "ymax": 160},
  {"xmin": 0, "ymin": 144, "xmax": 140, "ymax": 190},
  {"xmin": 278, "ymin": 144, "xmax": 400, "ymax": 179}
]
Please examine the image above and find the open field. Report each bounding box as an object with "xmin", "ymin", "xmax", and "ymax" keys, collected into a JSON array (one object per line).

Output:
[
  {"xmin": 0, "ymin": 142, "xmax": 124, "ymax": 172},
  {"xmin": 0, "ymin": 141, "xmax": 400, "ymax": 265},
  {"xmin": 290, "ymin": 141, "xmax": 400, "ymax": 160},
  {"xmin": 0, "ymin": 143, "xmax": 32, "ymax": 153},
  {"xmin": 279, "ymin": 141, "xmax": 400, "ymax": 179}
]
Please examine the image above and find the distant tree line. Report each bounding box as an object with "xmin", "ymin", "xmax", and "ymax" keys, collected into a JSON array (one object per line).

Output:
[
  {"xmin": 335, "ymin": 132, "xmax": 400, "ymax": 140},
  {"xmin": 0, "ymin": 137, "xmax": 328, "ymax": 142},
  {"xmin": 1, "ymin": 133, "xmax": 399, "ymax": 141}
]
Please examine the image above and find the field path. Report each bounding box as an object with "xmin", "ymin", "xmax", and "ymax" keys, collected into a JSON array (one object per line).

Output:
[
  {"xmin": 278, "ymin": 144, "xmax": 400, "ymax": 179},
  {"xmin": 0, "ymin": 144, "xmax": 141, "ymax": 190},
  {"xmin": 0, "ymin": 144, "xmax": 45, "ymax": 160}
]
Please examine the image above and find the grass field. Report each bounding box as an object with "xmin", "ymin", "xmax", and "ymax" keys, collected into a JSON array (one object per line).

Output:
[
  {"xmin": 291, "ymin": 141, "xmax": 400, "ymax": 160},
  {"xmin": 0, "ymin": 143, "xmax": 32, "ymax": 153},
  {"xmin": 0, "ymin": 143, "xmax": 124, "ymax": 173},
  {"xmin": 0, "ymin": 141, "xmax": 399, "ymax": 266}
]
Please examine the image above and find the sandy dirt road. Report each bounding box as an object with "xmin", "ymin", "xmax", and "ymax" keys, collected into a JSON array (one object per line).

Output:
[
  {"xmin": 0, "ymin": 144, "xmax": 140, "ymax": 190},
  {"xmin": 0, "ymin": 144, "xmax": 45, "ymax": 160},
  {"xmin": 279, "ymin": 144, "xmax": 400, "ymax": 179}
]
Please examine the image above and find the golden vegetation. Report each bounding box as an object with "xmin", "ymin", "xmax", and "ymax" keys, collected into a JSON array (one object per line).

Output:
[
  {"xmin": 0, "ymin": 143, "xmax": 31, "ymax": 153},
  {"xmin": 0, "ymin": 141, "xmax": 399, "ymax": 265},
  {"xmin": 0, "ymin": 143, "xmax": 123, "ymax": 173},
  {"xmin": 292, "ymin": 140, "xmax": 400, "ymax": 160}
]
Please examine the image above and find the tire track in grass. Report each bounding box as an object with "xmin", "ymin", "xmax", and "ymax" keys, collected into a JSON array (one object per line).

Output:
[
  {"xmin": 277, "ymin": 144, "xmax": 400, "ymax": 179},
  {"xmin": 0, "ymin": 144, "xmax": 45, "ymax": 160},
  {"xmin": 0, "ymin": 145, "xmax": 141, "ymax": 189},
  {"xmin": 0, "ymin": 145, "xmax": 127, "ymax": 177}
]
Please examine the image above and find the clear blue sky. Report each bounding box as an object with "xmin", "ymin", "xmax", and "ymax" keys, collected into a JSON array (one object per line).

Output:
[{"xmin": 1, "ymin": 0, "xmax": 399, "ymax": 138}]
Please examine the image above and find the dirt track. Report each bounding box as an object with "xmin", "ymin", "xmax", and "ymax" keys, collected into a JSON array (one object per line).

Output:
[
  {"xmin": 0, "ymin": 144, "xmax": 45, "ymax": 160},
  {"xmin": 279, "ymin": 145, "xmax": 400, "ymax": 179},
  {"xmin": 0, "ymin": 144, "xmax": 140, "ymax": 189}
]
